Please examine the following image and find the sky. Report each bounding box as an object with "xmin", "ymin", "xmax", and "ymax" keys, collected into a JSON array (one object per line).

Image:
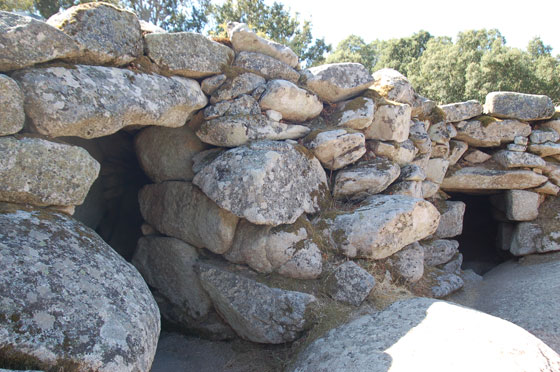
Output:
[{"xmin": 270, "ymin": 0, "xmax": 560, "ymax": 54}]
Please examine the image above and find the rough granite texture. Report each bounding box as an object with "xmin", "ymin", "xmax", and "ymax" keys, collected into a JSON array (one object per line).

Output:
[
  {"xmin": 290, "ymin": 297, "xmax": 560, "ymax": 372},
  {"xmin": 0, "ymin": 11, "xmax": 81, "ymax": 71},
  {"xmin": 0, "ymin": 204, "xmax": 160, "ymax": 372},
  {"xmin": 259, "ymin": 79, "xmax": 323, "ymax": 122},
  {"xmin": 233, "ymin": 51, "xmax": 300, "ymax": 83},
  {"xmin": 0, "ymin": 74, "xmax": 25, "ymax": 136},
  {"xmin": 193, "ymin": 141, "xmax": 329, "ymax": 225},
  {"xmin": 439, "ymin": 100, "xmax": 483, "ymax": 123},
  {"xmin": 0, "ymin": 136, "xmax": 99, "ymax": 207},
  {"xmin": 484, "ymin": 91, "xmax": 555, "ymax": 121},
  {"xmin": 47, "ymin": 3, "xmax": 143, "ymax": 66},
  {"xmin": 302, "ymin": 63, "xmax": 373, "ymax": 103},
  {"xmin": 333, "ymin": 157, "xmax": 400, "ymax": 199},
  {"xmin": 324, "ymin": 261, "xmax": 375, "ymax": 306},
  {"xmin": 303, "ymin": 128, "xmax": 366, "ymax": 170},
  {"xmin": 145, "ymin": 32, "xmax": 234, "ymax": 78},
  {"xmin": 442, "ymin": 165, "xmax": 547, "ymax": 192},
  {"xmin": 454, "ymin": 117, "xmax": 531, "ymax": 147},
  {"xmin": 13, "ymin": 65, "xmax": 207, "ymax": 138}
]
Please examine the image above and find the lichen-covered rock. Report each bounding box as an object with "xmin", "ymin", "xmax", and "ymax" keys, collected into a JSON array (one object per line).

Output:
[
  {"xmin": 439, "ymin": 100, "xmax": 483, "ymax": 123},
  {"xmin": 225, "ymin": 217, "xmax": 322, "ymax": 279},
  {"xmin": 363, "ymin": 101, "xmax": 412, "ymax": 142},
  {"xmin": 290, "ymin": 297, "xmax": 560, "ymax": 372},
  {"xmin": 196, "ymin": 114, "xmax": 310, "ymax": 147},
  {"xmin": 369, "ymin": 68, "xmax": 418, "ymax": 107},
  {"xmin": 204, "ymin": 94, "xmax": 260, "ymax": 119},
  {"xmin": 421, "ymin": 239, "xmax": 460, "ymax": 266},
  {"xmin": 433, "ymin": 200, "xmax": 466, "ymax": 239},
  {"xmin": 528, "ymin": 142, "xmax": 560, "ymax": 157},
  {"xmin": 463, "ymin": 149, "xmax": 492, "ymax": 164},
  {"xmin": 0, "ymin": 204, "xmax": 160, "ymax": 372},
  {"xmin": 0, "ymin": 136, "xmax": 99, "ymax": 207},
  {"xmin": 0, "ymin": 11, "xmax": 80, "ymax": 71},
  {"xmin": 454, "ymin": 117, "xmax": 531, "ymax": 147},
  {"xmin": 14, "ymin": 65, "xmax": 207, "ymax": 139},
  {"xmin": 138, "ymin": 181, "xmax": 239, "ymax": 254},
  {"xmin": 428, "ymin": 122, "xmax": 457, "ymax": 144},
  {"xmin": 330, "ymin": 96, "xmax": 375, "ymax": 130},
  {"xmin": 385, "ymin": 180, "xmax": 423, "ymax": 198},
  {"xmin": 0, "ymin": 74, "xmax": 24, "ymax": 136},
  {"xmin": 530, "ymin": 128, "xmax": 559, "ymax": 144},
  {"xmin": 197, "ymin": 263, "xmax": 317, "ymax": 344},
  {"xmin": 234, "ymin": 51, "xmax": 299, "ymax": 83},
  {"xmin": 324, "ymin": 261, "xmax": 375, "ymax": 306},
  {"xmin": 448, "ymin": 140, "xmax": 468, "ymax": 165},
  {"xmin": 303, "ymin": 129, "xmax": 366, "ymax": 170},
  {"xmin": 367, "ymin": 139, "xmax": 417, "ymax": 165},
  {"xmin": 398, "ymin": 164, "xmax": 426, "ymax": 182},
  {"xmin": 201, "ymin": 74, "xmax": 226, "ymax": 95},
  {"xmin": 388, "ymin": 242, "xmax": 424, "ymax": 283},
  {"xmin": 428, "ymin": 270, "xmax": 464, "ymax": 298},
  {"xmin": 510, "ymin": 222, "xmax": 543, "ymax": 256},
  {"xmin": 47, "ymin": 3, "xmax": 143, "ymax": 66},
  {"xmin": 495, "ymin": 190, "xmax": 540, "ymax": 221},
  {"xmin": 441, "ymin": 165, "xmax": 547, "ymax": 192},
  {"xmin": 492, "ymin": 150, "xmax": 546, "ymax": 170},
  {"xmin": 333, "ymin": 157, "xmax": 400, "ymax": 199},
  {"xmin": 315, "ymin": 194, "xmax": 440, "ymax": 259},
  {"xmin": 409, "ymin": 120, "xmax": 432, "ymax": 154},
  {"xmin": 484, "ymin": 92, "xmax": 555, "ymax": 121},
  {"xmin": 228, "ymin": 23, "xmax": 298, "ymax": 68},
  {"xmin": 135, "ymin": 125, "xmax": 209, "ymax": 183},
  {"xmin": 145, "ymin": 32, "xmax": 234, "ymax": 78},
  {"xmin": 132, "ymin": 236, "xmax": 232, "ymax": 340},
  {"xmin": 259, "ymin": 80, "xmax": 323, "ymax": 122},
  {"xmin": 301, "ymin": 63, "xmax": 373, "ymax": 103},
  {"xmin": 210, "ymin": 72, "xmax": 265, "ymax": 104},
  {"xmin": 193, "ymin": 141, "xmax": 329, "ymax": 226}
]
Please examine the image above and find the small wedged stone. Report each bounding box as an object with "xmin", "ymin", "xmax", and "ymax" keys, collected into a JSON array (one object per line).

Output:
[
  {"xmin": 47, "ymin": 3, "xmax": 143, "ymax": 66},
  {"xmin": 330, "ymin": 96, "xmax": 375, "ymax": 130},
  {"xmin": 0, "ymin": 74, "xmax": 24, "ymax": 136},
  {"xmin": 425, "ymin": 158, "xmax": 449, "ymax": 184},
  {"xmin": 193, "ymin": 141, "xmax": 329, "ymax": 226},
  {"xmin": 448, "ymin": 140, "xmax": 468, "ymax": 165},
  {"xmin": 430, "ymin": 143, "xmax": 450, "ymax": 159},
  {"xmin": 428, "ymin": 122, "xmax": 456, "ymax": 144},
  {"xmin": 484, "ymin": 91, "xmax": 555, "ymax": 121},
  {"xmin": 440, "ymin": 253, "xmax": 463, "ymax": 274},
  {"xmin": 196, "ymin": 114, "xmax": 310, "ymax": 147},
  {"xmin": 530, "ymin": 128, "xmax": 559, "ymax": 144},
  {"xmin": 0, "ymin": 204, "xmax": 160, "ymax": 372},
  {"xmin": 210, "ymin": 72, "xmax": 266, "ymax": 104},
  {"xmin": 197, "ymin": 263, "xmax": 318, "ymax": 344},
  {"xmin": 367, "ymin": 139, "xmax": 417, "ymax": 165},
  {"xmin": 0, "ymin": 136, "xmax": 99, "ymax": 207},
  {"xmin": 363, "ymin": 101, "xmax": 412, "ymax": 142},
  {"xmin": 259, "ymin": 79, "xmax": 323, "ymax": 122},
  {"xmin": 201, "ymin": 74, "xmax": 226, "ymax": 95},
  {"xmin": 398, "ymin": 164, "xmax": 426, "ymax": 182},
  {"xmin": 441, "ymin": 165, "xmax": 547, "ymax": 192},
  {"xmin": 528, "ymin": 142, "xmax": 560, "ymax": 157},
  {"xmin": 429, "ymin": 270, "xmax": 464, "ymax": 298},
  {"xmin": 203, "ymin": 94, "xmax": 260, "ymax": 119},
  {"xmin": 303, "ymin": 128, "xmax": 366, "ymax": 170},
  {"xmin": 145, "ymin": 32, "xmax": 234, "ymax": 78},
  {"xmin": 386, "ymin": 180, "xmax": 423, "ymax": 198},
  {"xmin": 454, "ymin": 117, "xmax": 531, "ymax": 147},
  {"xmin": 225, "ymin": 217, "xmax": 322, "ymax": 279},
  {"xmin": 333, "ymin": 157, "xmax": 400, "ymax": 199},
  {"xmin": 228, "ymin": 22, "xmax": 298, "ymax": 68},
  {"xmin": 532, "ymin": 181, "xmax": 560, "ymax": 195},
  {"xmin": 234, "ymin": 51, "xmax": 299, "ymax": 83},
  {"xmin": 324, "ymin": 261, "xmax": 375, "ymax": 306},
  {"xmin": 388, "ymin": 242, "xmax": 424, "ymax": 283},
  {"xmin": 14, "ymin": 65, "xmax": 207, "ymax": 139},
  {"xmin": 421, "ymin": 239, "xmax": 460, "ymax": 266},
  {"xmin": 135, "ymin": 125, "xmax": 209, "ymax": 183},
  {"xmin": 492, "ymin": 150, "xmax": 546, "ymax": 169},
  {"xmin": 0, "ymin": 11, "xmax": 81, "ymax": 71},
  {"xmin": 301, "ymin": 63, "xmax": 373, "ymax": 103},
  {"xmin": 439, "ymin": 100, "xmax": 483, "ymax": 123},
  {"xmin": 463, "ymin": 149, "xmax": 491, "ymax": 164},
  {"xmin": 433, "ymin": 200, "xmax": 466, "ymax": 239},
  {"xmin": 314, "ymin": 194, "xmax": 440, "ymax": 259},
  {"xmin": 409, "ymin": 119, "xmax": 432, "ymax": 154},
  {"xmin": 138, "ymin": 181, "xmax": 239, "ymax": 254}
]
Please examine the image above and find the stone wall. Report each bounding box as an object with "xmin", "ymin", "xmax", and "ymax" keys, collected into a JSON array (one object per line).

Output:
[{"xmin": 1, "ymin": 3, "xmax": 560, "ymax": 370}]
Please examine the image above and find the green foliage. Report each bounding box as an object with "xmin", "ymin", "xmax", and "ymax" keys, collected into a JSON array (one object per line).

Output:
[
  {"xmin": 325, "ymin": 35, "xmax": 378, "ymax": 71},
  {"xmin": 209, "ymin": 0, "xmax": 331, "ymax": 66},
  {"xmin": 0, "ymin": 0, "xmax": 34, "ymax": 12},
  {"xmin": 121, "ymin": 0, "xmax": 210, "ymax": 32},
  {"xmin": 33, "ymin": 0, "xmax": 119, "ymax": 18}
]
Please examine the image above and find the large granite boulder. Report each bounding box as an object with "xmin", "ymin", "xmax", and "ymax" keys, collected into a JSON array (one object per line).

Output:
[
  {"xmin": 138, "ymin": 181, "xmax": 239, "ymax": 254},
  {"xmin": 0, "ymin": 136, "xmax": 99, "ymax": 207},
  {"xmin": 450, "ymin": 253, "xmax": 560, "ymax": 353},
  {"xmin": 0, "ymin": 11, "xmax": 80, "ymax": 71},
  {"xmin": 47, "ymin": 3, "xmax": 143, "ymax": 66},
  {"xmin": 314, "ymin": 194, "xmax": 440, "ymax": 259},
  {"xmin": 484, "ymin": 92, "xmax": 555, "ymax": 121},
  {"xmin": 233, "ymin": 51, "xmax": 299, "ymax": 83},
  {"xmin": 145, "ymin": 32, "xmax": 234, "ymax": 78},
  {"xmin": 0, "ymin": 74, "xmax": 24, "ymax": 136},
  {"xmin": 135, "ymin": 124, "xmax": 209, "ymax": 183},
  {"xmin": 14, "ymin": 65, "xmax": 207, "ymax": 138},
  {"xmin": 290, "ymin": 297, "xmax": 560, "ymax": 372},
  {"xmin": 227, "ymin": 22, "xmax": 298, "ymax": 67},
  {"xmin": 301, "ymin": 63, "xmax": 373, "ymax": 103},
  {"xmin": 196, "ymin": 114, "xmax": 309, "ymax": 147},
  {"xmin": 193, "ymin": 141, "xmax": 329, "ymax": 226},
  {"xmin": 197, "ymin": 263, "xmax": 317, "ymax": 344},
  {"xmin": 259, "ymin": 80, "xmax": 323, "ymax": 122},
  {"xmin": 0, "ymin": 204, "xmax": 160, "ymax": 372}
]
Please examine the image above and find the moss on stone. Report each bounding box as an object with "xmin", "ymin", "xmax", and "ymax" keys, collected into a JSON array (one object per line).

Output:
[
  {"xmin": 474, "ymin": 115, "xmax": 498, "ymax": 127},
  {"xmin": 0, "ymin": 344, "xmax": 83, "ymax": 372},
  {"xmin": 418, "ymin": 105, "xmax": 446, "ymax": 124}
]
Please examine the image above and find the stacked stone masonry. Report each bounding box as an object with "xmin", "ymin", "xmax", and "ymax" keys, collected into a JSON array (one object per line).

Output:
[{"xmin": 1, "ymin": 4, "xmax": 560, "ymax": 371}]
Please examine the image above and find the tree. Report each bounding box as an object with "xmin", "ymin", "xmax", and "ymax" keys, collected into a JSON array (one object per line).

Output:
[
  {"xmin": 0, "ymin": 0, "xmax": 34, "ymax": 13},
  {"xmin": 33, "ymin": 0, "xmax": 120, "ymax": 19},
  {"xmin": 121, "ymin": 0, "xmax": 210, "ymax": 32},
  {"xmin": 373, "ymin": 30, "xmax": 432, "ymax": 75},
  {"xmin": 325, "ymin": 35, "xmax": 378, "ymax": 72},
  {"xmin": 209, "ymin": 0, "xmax": 331, "ymax": 66}
]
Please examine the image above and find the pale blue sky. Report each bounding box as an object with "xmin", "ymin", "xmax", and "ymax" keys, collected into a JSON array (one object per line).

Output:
[{"xmin": 273, "ymin": 0, "xmax": 560, "ymax": 54}]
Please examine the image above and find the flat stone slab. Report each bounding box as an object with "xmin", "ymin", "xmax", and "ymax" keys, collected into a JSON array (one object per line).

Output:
[
  {"xmin": 484, "ymin": 91, "xmax": 555, "ymax": 121},
  {"xmin": 441, "ymin": 165, "xmax": 547, "ymax": 192},
  {"xmin": 439, "ymin": 100, "xmax": 483, "ymax": 123},
  {"xmin": 234, "ymin": 51, "xmax": 299, "ymax": 83},
  {"xmin": 333, "ymin": 157, "xmax": 400, "ymax": 199},
  {"xmin": 290, "ymin": 297, "xmax": 560, "ymax": 372},
  {"xmin": 14, "ymin": 65, "xmax": 207, "ymax": 138},
  {"xmin": 0, "ymin": 136, "xmax": 99, "ymax": 207},
  {"xmin": 454, "ymin": 116, "xmax": 531, "ymax": 147}
]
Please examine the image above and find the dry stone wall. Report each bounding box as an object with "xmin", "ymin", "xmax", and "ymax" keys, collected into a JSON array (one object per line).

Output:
[{"xmin": 1, "ymin": 3, "xmax": 560, "ymax": 369}]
